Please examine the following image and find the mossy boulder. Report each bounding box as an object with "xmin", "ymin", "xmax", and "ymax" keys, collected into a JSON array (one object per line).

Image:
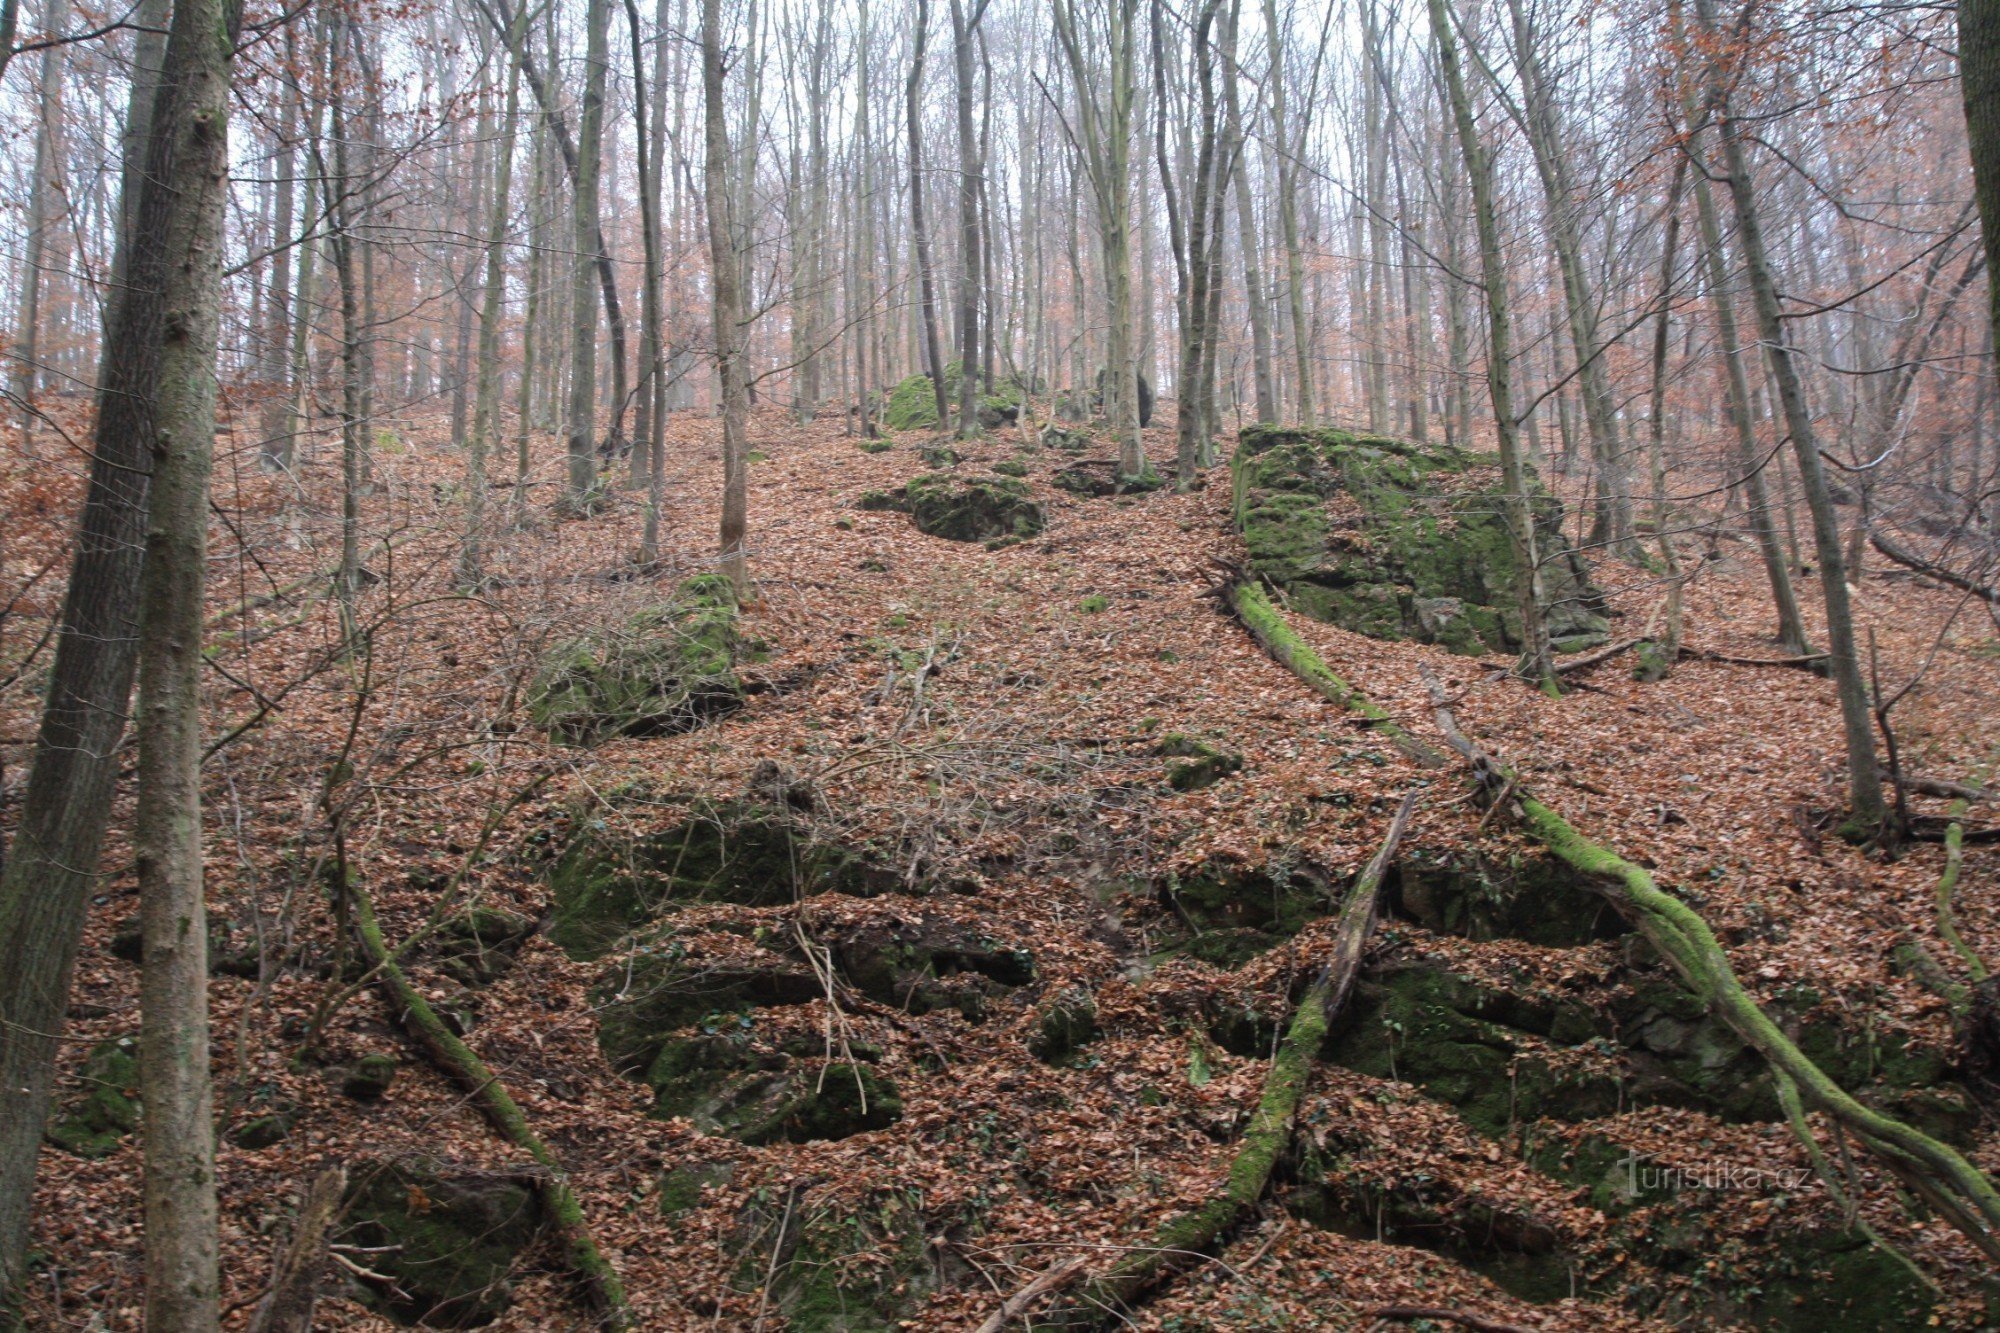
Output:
[
  {"xmin": 733, "ymin": 1187, "xmax": 938, "ymax": 1331},
  {"xmin": 45, "ymin": 1037, "xmax": 141, "ymax": 1159},
  {"xmin": 1323, "ymin": 960, "xmax": 1621, "ymax": 1138},
  {"xmin": 548, "ymin": 796, "xmax": 891, "ymax": 959},
  {"xmin": 1392, "ymin": 849, "xmax": 1628, "ymax": 948},
  {"xmin": 1231, "ymin": 426, "xmax": 1609, "ymax": 655},
  {"xmin": 341, "ymin": 1052, "xmax": 399, "ymax": 1101},
  {"xmin": 905, "ymin": 472, "xmax": 1045, "ymax": 543},
  {"xmin": 1039, "ymin": 423, "xmax": 1091, "ymax": 452},
  {"xmin": 526, "ymin": 575, "xmax": 743, "ymax": 744},
  {"xmin": 1156, "ymin": 733, "xmax": 1244, "ymax": 792},
  {"xmin": 658, "ymin": 1159, "xmax": 736, "ymax": 1215},
  {"xmin": 340, "ymin": 1160, "xmax": 543, "ymax": 1327},
  {"xmin": 883, "ymin": 367, "xmax": 1023, "ymax": 433},
  {"xmin": 644, "ymin": 1029, "xmax": 901, "ymax": 1143},
  {"xmin": 826, "ymin": 914, "xmax": 1035, "ymax": 1021},
  {"xmin": 1029, "ymin": 987, "xmax": 1100, "ymax": 1064},
  {"xmin": 593, "ymin": 941, "xmax": 823, "ymax": 1077},
  {"xmin": 432, "ymin": 906, "xmax": 536, "ymax": 986}
]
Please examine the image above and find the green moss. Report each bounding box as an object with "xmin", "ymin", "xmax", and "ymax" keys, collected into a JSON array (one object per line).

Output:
[
  {"xmin": 1231, "ymin": 427, "xmax": 1609, "ymax": 655},
  {"xmin": 884, "ymin": 373, "xmax": 942, "ymax": 430},
  {"xmin": 341, "ymin": 1052, "xmax": 399, "ymax": 1101},
  {"xmin": 1395, "ymin": 850, "xmax": 1628, "ymax": 947},
  {"xmin": 904, "ymin": 472, "xmax": 1046, "ymax": 543},
  {"xmin": 341, "ymin": 1160, "xmax": 543, "ymax": 1328},
  {"xmin": 45, "ymin": 1038, "xmax": 140, "ymax": 1159},
  {"xmin": 1156, "ymin": 733, "xmax": 1245, "ymax": 791},
  {"xmin": 918, "ymin": 444, "xmax": 960, "ymax": 469},
  {"xmin": 527, "ymin": 576, "xmax": 743, "ymax": 744},
  {"xmin": 658, "ymin": 1160, "xmax": 735, "ymax": 1215},
  {"xmin": 1029, "ymin": 987, "xmax": 1100, "ymax": 1064},
  {"xmin": 548, "ymin": 797, "xmax": 888, "ymax": 958},
  {"xmin": 593, "ymin": 946, "xmax": 822, "ymax": 1077},
  {"xmin": 857, "ymin": 438, "xmax": 896, "ymax": 453},
  {"xmin": 1080, "ymin": 594, "xmax": 1108, "ymax": 614}
]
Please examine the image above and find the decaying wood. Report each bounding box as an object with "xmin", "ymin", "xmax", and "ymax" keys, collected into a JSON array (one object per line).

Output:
[
  {"xmin": 973, "ymin": 1255, "xmax": 1091, "ymax": 1333},
  {"xmin": 1069, "ymin": 791, "xmax": 1418, "ymax": 1321},
  {"xmin": 1870, "ymin": 529, "xmax": 1999, "ymax": 603},
  {"xmin": 1418, "ymin": 663, "xmax": 2000, "ymax": 1267},
  {"xmin": 350, "ymin": 879, "xmax": 633, "ymax": 1328},
  {"xmin": 245, "ymin": 1165, "xmax": 347, "ymax": 1333}
]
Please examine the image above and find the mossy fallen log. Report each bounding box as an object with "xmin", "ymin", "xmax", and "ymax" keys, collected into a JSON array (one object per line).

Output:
[
  {"xmin": 1230, "ymin": 580, "xmax": 1444, "ymax": 768},
  {"xmin": 1074, "ymin": 793, "xmax": 1416, "ymax": 1320},
  {"xmin": 351, "ymin": 883, "xmax": 633, "ymax": 1328},
  {"xmin": 1417, "ymin": 664, "xmax": 2000, "ymax": 1267}
]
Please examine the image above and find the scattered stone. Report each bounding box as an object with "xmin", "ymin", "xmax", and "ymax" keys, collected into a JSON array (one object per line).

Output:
[
  {"xmin": 905, "ymin": 473, "xmax": 1046, "ymax": 544},
  {"xmin": 1155, "ymin": 733, "xmax": 1244, "ymax": 792}
]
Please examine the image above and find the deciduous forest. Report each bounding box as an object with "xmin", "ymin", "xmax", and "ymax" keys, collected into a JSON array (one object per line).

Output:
[{"xmin": 3, "ymin": 0, "xmax": 2000, "ymax": 1323}]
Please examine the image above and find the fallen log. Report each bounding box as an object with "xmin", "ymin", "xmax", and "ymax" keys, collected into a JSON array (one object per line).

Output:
[
  {"xmin": 1229, "ymin": 580, "xmax": 1444, "ymax": 768},
  {"xmin": 1418, "ymin": 665, "xmax": 2000, "ymax": 1266},
  {"xmin": 351, "ymin": 882, "xmax": 633, "ymax": 1329},
  {"xmin": 1870, "ymin": 530, "xmax": 1999, "ymax": 604},
  {"xmin": 1552, "ymin": 636, "xmax": 1642, "ymax": 675},
  {"xmin": 1072, "ymin": 792, "xmax": 1418, "ymax": 1321},
  {"xmin": 973, "ymin": 1256, "xmax": 1090, "ymax": 1333}
]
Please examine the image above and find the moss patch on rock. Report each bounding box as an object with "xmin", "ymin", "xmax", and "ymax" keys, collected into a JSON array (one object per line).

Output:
[
  {"xmin": 527, "ymin": 574, "xmax": 744, "ymax": 744},
  {"xmin": 826, "ymin": 914, "xmax": 1035, "ymax": 1021},
  {"xmin": 45, "ymin": 1037, "xmax": 140, "ymax": 1159},
  {"xmin": 1392, "ymin": 848, "xmax": 1627, "ymax": 947},
  {"xmin": 548, "ymin": 796, "xmax": 891, "ymax": 959},
  {"xmin": 339, "ymin": 1159, "xmax": 544, "ymax": 1327},
  {"xmin": 1231, "ymin": 426, "xmax": 1609, "ymax": 655},
  {"xmin": 593, "ymin": 941, "xmax": 823, "ymax": 1077},
  {"xmin": 1156, "ymin": 733, "xmax": 1244, "ymax": 792},
  {"xmin": 905, "ymin": 472, "xmax": 1046, "ymax": 543}
]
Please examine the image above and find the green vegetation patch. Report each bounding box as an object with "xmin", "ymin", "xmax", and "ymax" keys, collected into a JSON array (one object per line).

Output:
[{"xmin": 527, "ymin": 574, "xmax": 743, "ymax": 744}]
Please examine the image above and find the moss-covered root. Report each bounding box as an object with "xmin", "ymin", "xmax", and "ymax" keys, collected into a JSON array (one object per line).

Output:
[
  {"xmin": 1078, "ymin": 795, "xmax": 1416, "ymax": 1320},
  {"xmin": 352, "ymin": 886, "xmax": 633, "ymax": 1329},
  {"xmin": 1230, "ymin": 580, "xmax": 1445, "ymax": 769},
  {"xmin": 1418, "ymin": 665, "xmax": 2000, "ymax": 1267}
]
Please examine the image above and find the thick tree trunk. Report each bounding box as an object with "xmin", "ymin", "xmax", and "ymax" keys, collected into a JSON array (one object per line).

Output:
[
  {"xmin": 0, "ymin": 0, "xmax": 174, "ymax": 1305},
  {"xmin": 1966, "ymin": 0, "xmax": 2000, "ymax": 340}
]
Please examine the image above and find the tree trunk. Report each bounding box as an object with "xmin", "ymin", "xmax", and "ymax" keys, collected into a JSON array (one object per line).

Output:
[
  {"xmin": 564, "ymin": 0, "xmax": 611, "ymax": 506},
  {"xmin": 1675, "ymin": 65, "xmax": 1812, "ymax": 655},
  {"xmin": 131, "ymin": 0, "xmax": 248, "ymax": 1320},
  {"xmin": 10, "ymin": 0, "xmax": 71, "ymax": 433},
  {"xmin": 464, "ymin": 19, "xmax": 525, "ymax": 586},
  {"xmin": 1427, "ymin": 0, "xmax": 1556, "ymax": 691},
  {"xmin": 907, "ymin": 0, "xmax": 950, "ymax": 424},
  {"xmin": 704, "ymin": 0, "xmax": 751, "ymax": 590},
  {"xmin": 1693, "ymin": 0, "xmax": 1886, "ymax": 834},
  {"xmin": 1263, "ymin": 0, "xmax": 1312, "ymax": 426},
  {"xmin": 1966, "ymin": 0, "xmax": 2000, "ymax": 340},
  {"xmin": 0, "ymin": 0, "xmax": 173, "ymax": 1305}
]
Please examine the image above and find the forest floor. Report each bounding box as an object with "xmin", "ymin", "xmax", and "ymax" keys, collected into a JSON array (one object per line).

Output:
[{"xmin": 7, "ymin": 397, "xmax": 2000, "ymax": 1330}]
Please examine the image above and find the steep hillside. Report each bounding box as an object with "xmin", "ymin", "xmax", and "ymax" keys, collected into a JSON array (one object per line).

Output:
[{"xmin": 13, "ymin": 406, "xmax": 1999, "ymax": 1330}]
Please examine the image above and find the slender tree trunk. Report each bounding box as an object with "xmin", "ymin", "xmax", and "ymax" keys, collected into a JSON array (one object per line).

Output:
[
  {"xmin": 1263, "ymin": 0, "xmax": 1312, "ymax": 426},
  {"xmin": 1965, "ymin": 0, "xmax": 2000, "ymax": 341},
  {"xmin": 564, "ymin": 0, "xmax": 611, "ymax": 505},
  {"xmin": 260, "ymin": 28, "xmax": 300, "ymax": 470},
  {"xmin": 10, "ymin": 0, "xmax": 71, "ymax": 433},
  {"xmin": 1221, "ymin": 2, "xmax": 1275, "ymax": 424},
  {"xmin": 1675, "ymin": 72, "xmax": 1811, "ymax": 654},
  {"xmin": 704, "ymin": 0, "xmax": 751, "ymax": 588},
  {"xmin": 1693, "ymin": 0, "xmax": 1885, "ymax": 832},
  {"xmin": 464, "ymin": 21, "xmax": 524, "ymax": 586},
  {"xmin": 908, "ymin": 0, "xmax": 950, "ymax": 424},
  {"xmin": 951, "ymin": 0, "xmax": 988, "ymax": 436},
  {"xmin": 130, "ymin": 0, "xmax": 248, "ymax": 1321},
  {"xmin": 1427, "ymin": 0, "xmax": 1556, "ymax": 691}
]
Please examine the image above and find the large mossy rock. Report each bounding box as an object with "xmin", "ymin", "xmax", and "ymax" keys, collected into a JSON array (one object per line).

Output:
[
  {"xmin": 1231, "ymin": 426, "xmax": 1609, "ymax": 654},
  {"xmin": 527, "ymin": 575, "xmax": 743, "ymax": 744},
  {"xmin": 594, "ymin": 941, "xmax": 823, "ymax": 1077},
  {"xmin": 548, "ymin": 797, "xmax": 892, "ymax": 959},
  {"xmin": 824, "ymin": 913, "xmax": 1036, "ymax": 1020},
  {"xmin": 731, "ymin": 1187, "xmax": 940, "ymax": 1331},
  {"xmin": 905, "ymin": 472, "xmax": 1045, "ymax": 543},
  {"xmin": 340, "ymin": 1160, "xmax": 544, "ymax": 1327},
  {"xmin": 882, "ymin": 367, "xmax": 1023, "ymax": 433},
  {"xmin": 45, "ymin": 1037, "xmax": 141, "ymax": 1159}
]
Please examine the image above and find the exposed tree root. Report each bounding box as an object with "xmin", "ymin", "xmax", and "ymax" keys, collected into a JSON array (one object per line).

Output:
[
  {"xmin": 1416, "ymin": 664, "xmax": 2000, "ymax": 1266},
  {"xmin": 1229, "ymin": 580, "xmax": 1444, "ymax": 768},
  {"xmin": 1073, "ymin": 794, "xmax": 1417, "ymax": 1322},
  {"xmin": 351, "ymin": 882, "xmax": 633, "ymax": 1329}
]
